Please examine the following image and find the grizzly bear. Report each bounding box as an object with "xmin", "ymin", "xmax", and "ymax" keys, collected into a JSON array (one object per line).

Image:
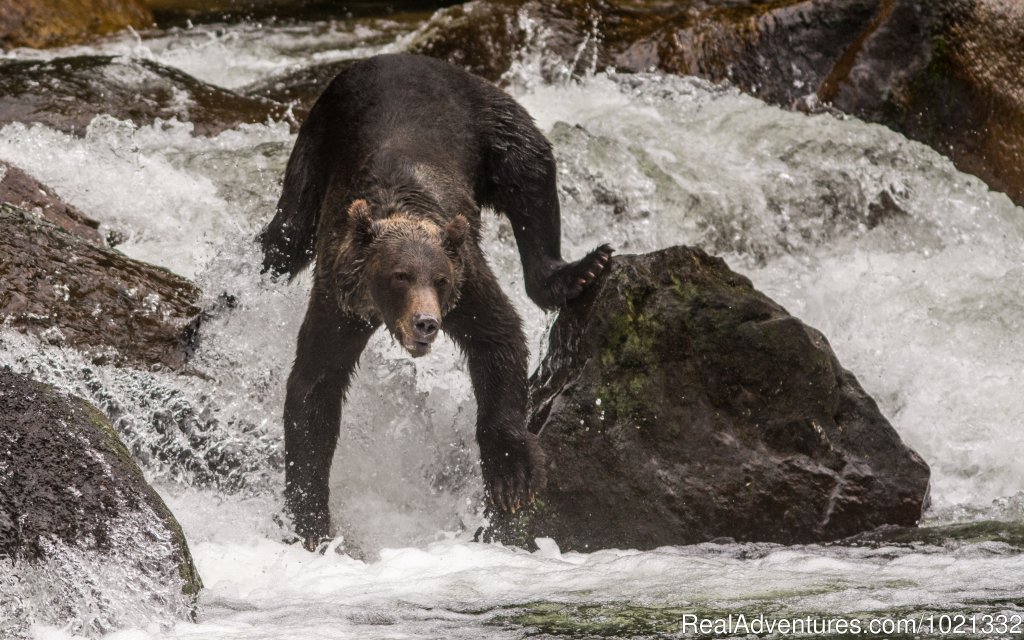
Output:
[{"xmin": 260, "ymin": 53, "xmax": 612, "ymax": 549}]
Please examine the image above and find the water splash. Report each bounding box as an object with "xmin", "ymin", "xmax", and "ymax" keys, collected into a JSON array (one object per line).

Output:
[{"xmin": 2, "ymin": 19, "xmax": 415, "ymax": 90}]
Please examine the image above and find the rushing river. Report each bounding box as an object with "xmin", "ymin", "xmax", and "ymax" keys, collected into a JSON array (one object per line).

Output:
[{"xmin": 1, "ymin": 11, "xmax": 1023, "ymax": 640}]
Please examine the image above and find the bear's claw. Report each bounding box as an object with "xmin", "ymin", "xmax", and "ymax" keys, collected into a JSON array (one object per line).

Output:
[
  {"xmin": 481, "ymin": 430, "xmax": 546, "ymax": 515},
  {"xmin": 545, "ymin": 243, "xmax": 614, "ymax": 307}
]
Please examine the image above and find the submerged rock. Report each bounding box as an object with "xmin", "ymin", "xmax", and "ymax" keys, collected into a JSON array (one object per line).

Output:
[
  {"xmin": 0, "ymin": 0, "xmax": 152, "ymax": 50},
  {"xmin": 0, "ymin": 160, "xmax": 103, "ymax": 244},
  {"xmin": 0, "ymin": 368, "xmax": 201, "ymax": 635},
  {"xmin": 0, "ymin": 203, "xmax": 201, "ymax": 370},
  {"xmin": 0, "ymin": 55, "xmax": 288, "ymax": 136},
  {"xmin": 487, "ymin": 247, "xmax": 930, "ymax": 550}
]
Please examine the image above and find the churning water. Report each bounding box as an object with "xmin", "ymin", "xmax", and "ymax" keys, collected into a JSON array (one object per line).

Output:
[{"xmin": 1, "ymin": 13, "xmax": 1022, "ymax": 640}]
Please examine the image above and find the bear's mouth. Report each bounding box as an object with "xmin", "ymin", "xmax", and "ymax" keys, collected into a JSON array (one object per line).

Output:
[{"xmin": 402, "ymin": 337, "xmax": 432, "ymax": 358}]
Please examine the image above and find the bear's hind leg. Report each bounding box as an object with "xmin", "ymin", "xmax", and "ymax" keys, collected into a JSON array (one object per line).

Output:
[
  {"xmin": 284, "ymin": 297, "xmax": 377, "ymax": 550},
  {"xmin": 442, "ymin": 264, "xmax": 546, "ymax": 512},
  {"xmin": 539, "ymin": 243, "xmax": 614, "ymax": 308},
  {"xmin": 481, "ymin": 125, "xmax": 612, "ymax": 310}
]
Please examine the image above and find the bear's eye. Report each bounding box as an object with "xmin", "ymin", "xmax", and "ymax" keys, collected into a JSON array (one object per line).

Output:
[
  {"xmin": 434, "ymin": 276, "xmax": 449, "ymax": 289},
  {"xmin": 392, "ymin": 272, "xmax": 412, "ymax": 285}
]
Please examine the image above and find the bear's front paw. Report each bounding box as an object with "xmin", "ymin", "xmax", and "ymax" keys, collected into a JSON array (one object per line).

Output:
[{"xmin": 480, "ymin": 430, "xmax": 547, "ymax": 513}]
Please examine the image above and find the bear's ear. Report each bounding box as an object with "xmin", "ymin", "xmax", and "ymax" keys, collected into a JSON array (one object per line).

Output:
[
  {"xmin": 443, "ymin": 214, "xmax": 470, "ymax": 254},
  {"xmin": 348, "ymin": 199, "xmax": 380, "ymax": 245}
]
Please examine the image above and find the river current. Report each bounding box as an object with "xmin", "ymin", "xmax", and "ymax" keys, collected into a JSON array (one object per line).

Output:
[{"xmin": 1, "ymin": 13, "xmax": 1022, "ymax": 640}]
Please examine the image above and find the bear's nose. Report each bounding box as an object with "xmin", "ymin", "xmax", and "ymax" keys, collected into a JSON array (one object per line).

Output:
[{"xmin": 412, "ymin": 313, "xmax": 439, "ymax": 341}]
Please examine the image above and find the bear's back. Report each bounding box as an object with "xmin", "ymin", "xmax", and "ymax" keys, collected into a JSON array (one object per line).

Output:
[{"xmin": 318, "ymin": 54, "xmax": 498, "ymax": 162}]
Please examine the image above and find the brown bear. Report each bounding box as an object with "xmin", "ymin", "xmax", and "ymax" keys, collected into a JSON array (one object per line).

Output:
[{"xmin": 259, "ymin": 53, "xmax": 612, "ymax": 549}]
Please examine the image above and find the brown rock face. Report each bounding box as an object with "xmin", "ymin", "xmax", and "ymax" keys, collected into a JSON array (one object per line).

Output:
[
  {"xmin": 0, "ymin": 161, "xmax": 103, "ymax": 243},
  {"xmin": 485, "ymin": 247, "xmax": 930, "ymax": 551},
  {"xmin": 0, "ymin": 203, "xmax": 201, "ymax": 370},
  {"xmin": 830, "ymin": 0, "xmax": 1024, "ymax": 205},
  {"xmin": 409, "ymin": 0, "xmax": 881, "ymax": 93},
  {"xmin": 0, "ymin": 0, "xmax": 152, "ymax": 50},
  {"xmin": 408, "ymin": 0, "xmax": 1024, "ymax": 206},
  {"xmin": 0, "ymin": 56, "xmax": 289, "ymax": 137}
]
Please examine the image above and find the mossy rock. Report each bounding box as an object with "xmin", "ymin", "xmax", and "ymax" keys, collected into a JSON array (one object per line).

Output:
[
  {"xmin": 0, "ymin": 368, "xmax": 201, "ymax": 632},
  {"xmin": 486, "ymin": 247, "xmax": 930, "ymax": 551}
]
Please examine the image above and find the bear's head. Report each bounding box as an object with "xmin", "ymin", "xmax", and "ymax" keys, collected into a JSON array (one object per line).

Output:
[{"xmin": 348, "ymin": 199, "xmax": 469, "ymax": 357}]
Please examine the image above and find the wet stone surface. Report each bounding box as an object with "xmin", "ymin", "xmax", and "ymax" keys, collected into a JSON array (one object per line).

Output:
[
  {"xmin": 0, "ymin": 202, "xmax": 202, "ymax": 370},
  {"xmin": 0, "ymin": 55, "xmax": 289, "ymax": 136},
  {"xmin": 0, "ymin": 367, "xmax": 201, "ymax": 635},
  {"xmin": 487, "ymin": 246, "xmax": 931, "ymax": 550},
  {"xmin": 0, "ymin": 160, "xmax": 103, "ymax": 244}
]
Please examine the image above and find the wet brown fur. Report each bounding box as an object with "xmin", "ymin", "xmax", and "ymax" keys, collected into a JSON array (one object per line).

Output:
[
  {"xmin": 260, "ymin": 54, "xmax": 612, "ymax": 549},
  {"xmin": 316, "ymin": 200, "xmax": 467, "ymax": 331}
]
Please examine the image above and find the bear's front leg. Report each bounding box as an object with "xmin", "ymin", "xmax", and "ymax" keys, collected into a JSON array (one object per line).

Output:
[
  {"xmin": 284, "ymin": 297, "xmax": 377, "ymax": 550},
  {"xmin": 442, "ymin": 267, "xmax": 546, "ymax": 512},
  {"xmin": 477, "ymin": 424, "xmax": 546, "ymax": 512}
]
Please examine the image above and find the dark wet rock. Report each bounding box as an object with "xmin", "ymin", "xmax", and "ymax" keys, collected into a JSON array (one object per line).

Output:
[
  {"xmin": 242, "ymin": 58, "xmax": 361, "ymax": 121},
  {"xmin": 0, "ymin": 202, "xmax": 202, "ymax": 370},
  {"xmin": 0, "ymin": 55, "xmax": 288, "ymax": 137},
  {"xmin": 408, "ymin": 0, "xmax": 879, "ymax": 91},
  {"xmin": 611, "ymin": 0, "xmax": 881, "ymax": 105},
  {"xmin": 0, "ymin": 368, "xmax": 201, "ymax": 635},
  {"xmin": 406, "ymin": 0, "xmax": 894, "ymax": 104},
  {"xmin": 0, "ymin": 160, "xmax": 103, "ymax": 244},
  {"xmin": 409, "ymin": 0, "xmax": 536, "ymax": 82},
  {"xmin": 486, "ymin": 246, "xmax": 930, "ymax": 551},
  {"xmin": 0, "ymin": 0, "xmax": 152, "ymax": 50}
]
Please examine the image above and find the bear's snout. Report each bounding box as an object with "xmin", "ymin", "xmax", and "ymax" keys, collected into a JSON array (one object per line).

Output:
[
  {"xmin": 405, "ymin": 312, "xmax": 439, "ymax": 356},
  {"xmin": 412, "ymin": 313, "xmax": 439, "ymax": 341},
  {"xmin": 398, "ymin": 287, "xmax": 442, "ymax": 357}
]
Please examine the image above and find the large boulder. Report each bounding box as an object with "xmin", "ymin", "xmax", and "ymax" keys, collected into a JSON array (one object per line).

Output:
[
  {"xmin": 0, "ymin": 368, "xmax": 201, "ymax": 635},
  {"xmin": 0, "ymin": 56, "xmax": 289, "ymax": 137},
  {"xmin": 0, "ymin": 202, "xmax": 202, "ymax": 370},
  {"xmin": 487, "ymin": 247, "xmax": 930, "ymax": 551},
  {"xmin": 0, "ymin": 0, "xmax": 151, "ymax": 50}
]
